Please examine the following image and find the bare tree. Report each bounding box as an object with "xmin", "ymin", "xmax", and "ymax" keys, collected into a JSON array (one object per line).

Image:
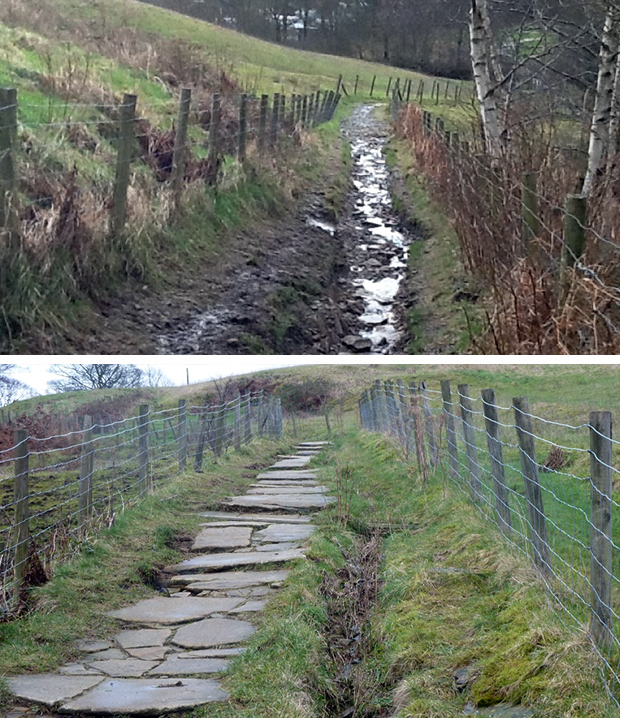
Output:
[
  {"xmin": 0, "ymin": 365, "xmax": 34, "ymax": 407},
  {"xmin": 48, "ymin": 364, "xmax": 144, "ymax": 392}
]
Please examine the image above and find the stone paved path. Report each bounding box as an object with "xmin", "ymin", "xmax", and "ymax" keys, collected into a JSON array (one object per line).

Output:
[{"xmin": 6, "ymin": 442, "xmax": 333, "ymax": 716}]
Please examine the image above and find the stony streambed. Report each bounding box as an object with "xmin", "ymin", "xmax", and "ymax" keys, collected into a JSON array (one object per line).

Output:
[{"xmin": 339, "ymin": 105, "xmax": 411, "ymax": 354}]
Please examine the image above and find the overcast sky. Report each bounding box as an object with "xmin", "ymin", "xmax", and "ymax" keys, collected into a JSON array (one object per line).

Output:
[{"xmin": 8, "ymin": 355, "xmax": 618, "ymax": 396}]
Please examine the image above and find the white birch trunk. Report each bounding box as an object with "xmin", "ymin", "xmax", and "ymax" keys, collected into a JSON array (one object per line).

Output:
[
  {"xmin": 469, "ymin": 0, "xmax": 505, "ymax": 159},
  {"xmin": 583, "ymin": 8, "xmax": 619, "ymax": 195},
  {"xmin": 607, "ymin": 48, "xmax": 620, "ymax": 165}
]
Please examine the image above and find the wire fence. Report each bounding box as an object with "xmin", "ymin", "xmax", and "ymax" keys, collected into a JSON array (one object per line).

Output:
[
  {"xmin": 0, "ymin": 389, "xmax": 282, "ymax": 617},
  {"xmin": 391, "ymin": 100, "xmax": 620, "ymax": 354},
  {"xmin": 359, "ymin": 377, "xmax": 620, "ymax": 707}
]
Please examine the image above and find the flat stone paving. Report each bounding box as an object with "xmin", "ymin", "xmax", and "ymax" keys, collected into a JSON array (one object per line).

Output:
[{"xmin": 7, "ymin": 445, "xmax": 332, "ymax": 716}]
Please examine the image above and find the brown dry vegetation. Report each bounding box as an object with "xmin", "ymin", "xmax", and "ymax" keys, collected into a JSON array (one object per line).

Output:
[{"xmin": 396, "ymin": 104, "xmax": 620, "ymax": 354}]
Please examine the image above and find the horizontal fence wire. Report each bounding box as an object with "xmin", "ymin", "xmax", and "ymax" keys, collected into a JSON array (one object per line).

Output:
[
  {"xmin": 0, "ymin": 389, "xmax": 282, "ymax": 617},
  {"xmin": 359, "ymin": 378, "xmax": 620, "ymax": 708}
]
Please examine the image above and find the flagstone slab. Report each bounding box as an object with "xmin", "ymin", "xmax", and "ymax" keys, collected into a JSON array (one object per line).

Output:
[
  {"xmin": 76, "ymin": 640, "xmax": 112, "ymax": 653},
  {"xmin": 247, "ymin": 486, "xmax": 328, "ymax": 495},
  {"xmin": 107, "ymin": 596, "xmax": 243, "ymax": 624},
  {"xmin": 180, "ymin": 647, "xmax": 247, "ymax": 658},
  {"xmin": 83, "ymin": 649, "xmax": 126, "ymax": 662},
  {"xmin": 88, "ymin": 659, "xmax": 159, "ymax": 678},
  {"xmin": 58, "ymin": 677, "xmax": 228, "ymax": 714},
  {"xmin": 168, "ymin": 549, "xmax": 305, "ymax": 573},
  {"xmin": 126, "ymin": 647, "xmax": 170, "ymax": 661},
  {"xmin": 254, "ymin": 542, "xmax": 298, "ymax": 552},
  {"xmin": 59, "ymin": 664, "xmax": 103, "ymax": 676},
  {"xmin": 229, "ymin": 600, "xmax": 266, "ymax": 613},
  {"xmin": 269, "ymin": 459, "xmax": 312, "ymax": 468},
  {"xmin": 254, "ymin": 523, "xmax": 316, "ymax": 543},
  {"xmin": 201, "ymin": 511, "xmax": 311, "ymax": 523},
  {"xmin": 172, "ymin": 618, "xmax": 256, "ymax": 648},
  {"xmin": 225, "ymin": 495, "xmax": 334, "ymax": 510},
  {"xmin": 256, "ymin": 471, "xmax": 317, "ymax": 480},
  {"xmin": 254, "ymin": 481, "xmax": 319, "ymax": 487},
  {"xmin": 298, "ymin": 441, "xmax": 332, "ymax": 446},
  {"xmin": 115, "ymin": 629, "xmax": 172, "ymax": 649},
  {"xmin": 170, "ymin": 569, "xmax": 290, "ymax": 589},
  {"xmin": 148, "ymin": 656, "xmax": 229, "ymax": 675},
  {"xmin": 192, "ymin": 526, "xmax": 253, "ymax": 551},
  {"xmin": 6, "ymin": 675, "xmax": 104, "ymax": 707},
  {"xmin": 197, "ymin": 520, "xmax": 272, "ymax": 528}
]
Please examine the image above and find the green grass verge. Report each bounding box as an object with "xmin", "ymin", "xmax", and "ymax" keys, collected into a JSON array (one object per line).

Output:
[{"xmin": 384, "ymin": 136, "xmax": 483, "ymax": 354}]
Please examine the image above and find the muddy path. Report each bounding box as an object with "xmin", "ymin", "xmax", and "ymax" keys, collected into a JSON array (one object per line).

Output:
[{"xmin": 70, "ymin": 106, "xmax": 420, "ymax": 356}]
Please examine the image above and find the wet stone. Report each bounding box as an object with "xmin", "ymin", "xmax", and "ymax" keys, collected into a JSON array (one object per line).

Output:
[
  {"xmin": 169, "ymin": 570, "xmax": 290, "ymax": 589},
  {"xmin": 168, "ymin": 549, "xmax": 305, "ymax": 573},
  {"xmin": 58, "ymin": 677, "xmax": 228, "ymax": 714},
  {"xmin": 254, "ymin": 523, "xmax": 316, "ymax": 543},
  {"xmin": 192, "ymin": 526, "xmax": 253, "ymax": 551},
  {"xmin": 107, "ymin": 596, "xmax": 243, "ymax": 624},
  {"xmin": 172, "ymin": 618, "xmax": 256, "ymax": 649},
  {"xmin": 6, "ymin": 675, "xmax": 104, "ymax": 707},
  {"xmin": 115, "ymin": 629, "xmax": 172, "ymax": 649},
  {"xmin": 88, "ymin": 659, "xmax": 159, "ymax": 678},
  {"xmin": 148, "ymin": 656, "xmax": 229, "ymax": 675}
]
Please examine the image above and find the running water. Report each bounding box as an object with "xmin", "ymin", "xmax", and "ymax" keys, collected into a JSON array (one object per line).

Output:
[{"xmin": 341, "ymin": 105, "xmax": 410, "ymax": 354}]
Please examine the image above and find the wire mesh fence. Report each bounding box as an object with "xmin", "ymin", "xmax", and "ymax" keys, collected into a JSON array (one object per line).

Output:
[
  {"xmin": 0, "ymin": 389, "xmax": 282, "ymax": 617},
  {"xmin": 359, "ymin": 377, "xmax": 620, "ymax": 707}
]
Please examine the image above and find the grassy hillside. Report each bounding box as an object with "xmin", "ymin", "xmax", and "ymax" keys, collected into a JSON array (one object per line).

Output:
[{"xmin": 0, "ymin": 0, "xmax": 467, "ymax": 98}]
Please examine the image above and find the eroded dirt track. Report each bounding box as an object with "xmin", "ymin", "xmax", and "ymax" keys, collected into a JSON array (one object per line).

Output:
[{"xmin": 73, "ymin": 106, "xmax": 419, "ymax": 355}]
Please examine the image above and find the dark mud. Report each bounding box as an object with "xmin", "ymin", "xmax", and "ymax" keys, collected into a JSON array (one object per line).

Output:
[{"xmin": 64, "ymin": 106, "xmax": 421, "ymax": 356}]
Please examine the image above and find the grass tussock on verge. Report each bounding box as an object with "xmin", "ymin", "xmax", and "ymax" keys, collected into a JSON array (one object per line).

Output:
[{"xmin": 0, "ymin": 436, "xmax": 289, "ymax": 685}]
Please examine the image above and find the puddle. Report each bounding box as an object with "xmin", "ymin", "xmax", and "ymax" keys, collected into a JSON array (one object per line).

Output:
[{"xmin": 341, "ymin": 105, "xmax": 410, "ymax": 354}]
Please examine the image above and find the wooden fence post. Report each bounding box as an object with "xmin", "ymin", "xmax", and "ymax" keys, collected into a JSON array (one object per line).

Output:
[
  {"xmin": 178, "ymin": 399, "xmax": 187, "ymax": 472},
  {"xmin": 440, "ymin": 380, "xmax": 460, "ymax": 480},
  {"xmin": 589, "ymin": 411, "xmax": 613, "ymax": 648},
  {"xmin": 419, "ymin": 381, "xmax": 437, "ymax": 467},
  {"xmin": 354, "ymin": 75, "xmax": 359, "ymax": 94},
  {"xmin": 513, "ymin": 396, "xmax": 551, "ymax": 573},
  {"xmin": 78, "ymin": 415, "xmax": 94, "ymax": 532},
  {"xmin": 171, "ymin": 87, "xmax": 191, "ymax": 210},
  {"xmin": 213, "ymin": 405, "xmax": 226, "ymax": 457},
  {"xmin": 417, "ymin": 79, "xmax": 425, "ymax": 103},
  {"xmin": 234, "ymin": 395, "xmax": 242, "ymax": 451},
  {"xmin": 259, "ymin": 94, "xmax": 269, "ymax": 155},
  {"xmin": 406, "ymin": 79, "xmax": 412, "ymax": 103},
  {"xmin": 481, "ymin": 388, "xmax": 512, "ymax": 535},
  {"xmin": 279, "ymin": 95, "xmax": 287, "ymax": 135},
  {"xmin": 458, "ymin": 384, "xmax": 482, "ymax": 503},
  {"xmin": 270, "ymin": 93, "xmax": 280, "ymax": 147},
  {"xmin": 194, "ymin": 405, "xmax": 209, "ymax": 472},
  {"xmin": 336, "ymin": 75, "xmax": 343, "ymax": 94},
  {"xmin": 521, "ymin": 172, "xmax": 540, "ymax": 259},
  {"xmin": 409, "ymin": 383, "xmax": 428, "ymax": 480},
  {"xmin": 562, "ymin": 194, "xmax": 587, "ymax": 271},
  {"xmin": 13, "ymin": 428, "xmax": 29, "ymax": 600},
  {"xmin": 110, "ymin": 93, "xmax": 137, "ymax": 237},
  {"xmin": 138, "ymin": 405, "xmax": 150, "ymax": 495},
  {"xmin": 244, "ymin": 392, "xmax": 252, "ymax": 444},
  {"xmin": 0, "ymin": 87, "xmax": 19, "ymax": 244},
  {"xmin": 238, "ymin": 93, "xmax": 248, "ymax": 162},
  {"xmin": 386, "ymin": 77, "xmax": 393, "ymax": 98},
  {"xmin": 209, "ymin": 93, "xmax": 221, "ymax": 170},
  {"xmin": 370, "ymin": 75, "xmax": 376, "ymax": 97}
]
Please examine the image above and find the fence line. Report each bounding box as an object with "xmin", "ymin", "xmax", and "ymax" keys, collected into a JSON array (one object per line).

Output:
[
  {"xmin": 0, "ymin": 389, "xmax": 283, "ymax": 615},
  {"xmin": 359, "ymin": 378, "xmax": 620, "ymax": 707},
  {"xmin": 0, "ymin": 85, "xmax": 343, "ymax": 243}
]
